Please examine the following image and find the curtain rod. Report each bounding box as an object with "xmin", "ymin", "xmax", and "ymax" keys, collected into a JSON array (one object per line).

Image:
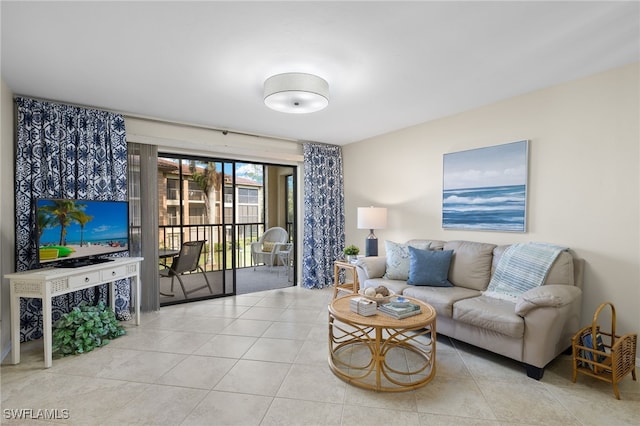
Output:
[{"xmin": 13, "ymin": 93, "xmax": 300, "ymax": 144}]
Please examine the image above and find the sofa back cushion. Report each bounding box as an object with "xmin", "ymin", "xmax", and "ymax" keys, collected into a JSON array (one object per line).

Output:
[
  {"xmin": 545, "ymin": 251, "xmax": 575, "ymax": 285},
  {"xmin": 406, "ymin": 239, "xmax": 446, "ymax": 251},
  {"xmin": 444, "ymin": 240, "xmax": 497, "ymax": 291},
  {"xmin": 493, "ymin": 245, "xmax": 575, "ymax": 286}
]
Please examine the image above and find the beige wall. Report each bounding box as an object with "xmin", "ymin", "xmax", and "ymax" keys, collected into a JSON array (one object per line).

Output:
[
  {"xmin": 342, "ymin": 63, "xmax": 639, "ymax": 336},
  {"xmin": 0, "ymin": 79, "xmax": 16, "ymax": 359},
  {"xmin": 125, "ymin": 116, "xmax": 303, "ymax": 164}
]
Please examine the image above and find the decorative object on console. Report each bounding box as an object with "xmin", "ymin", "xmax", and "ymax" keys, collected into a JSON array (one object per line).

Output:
[
  {"xmin": 357, "ymin": 206, "xmax": 388, "ymax": 256},
  {"xmin": 443, "ymin": 140, "xmax": 528, "ymax": 232},
  {"xmin": 264, "ymin": 72, "xmax": 329, "ymax": 113}
]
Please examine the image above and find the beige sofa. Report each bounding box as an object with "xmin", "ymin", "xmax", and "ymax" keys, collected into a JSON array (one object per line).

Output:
[{"xmin": 355, "ymin": 239, "xmax": 584, "ymax": 379}]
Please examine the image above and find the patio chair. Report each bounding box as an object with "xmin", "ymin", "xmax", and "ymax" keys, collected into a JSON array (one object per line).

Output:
[
  {"xmin": 250, "ymin": 227, "xmax": 288, "ymax": 270},
  {"xmin": 159, "ymin": 240, "xmax": 213, "ymax": 297}
]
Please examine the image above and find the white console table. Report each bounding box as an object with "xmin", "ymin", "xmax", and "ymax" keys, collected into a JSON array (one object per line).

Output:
[{"xmin": 5, "ymin": 257, "xmax": 143, "ymax": 368}]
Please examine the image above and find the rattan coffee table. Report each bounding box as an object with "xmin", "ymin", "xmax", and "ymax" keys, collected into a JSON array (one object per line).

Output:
[{"xmin": 328, "ymin": 294, "xmax": 436, "ymax": 392}]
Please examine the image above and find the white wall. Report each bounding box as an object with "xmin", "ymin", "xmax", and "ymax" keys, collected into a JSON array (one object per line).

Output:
[
  {"xmin": 0, "ymin": 79, "xmax": 16, "ymax": 360},
  {"xmin": 342, "ymin": 63, "xmax": 639, "ymax": 336}
]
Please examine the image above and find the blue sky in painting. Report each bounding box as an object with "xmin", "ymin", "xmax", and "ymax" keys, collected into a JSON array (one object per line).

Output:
[{"xmin": 443, "ymin": 140, "xmax": 528, "ymax": 190}]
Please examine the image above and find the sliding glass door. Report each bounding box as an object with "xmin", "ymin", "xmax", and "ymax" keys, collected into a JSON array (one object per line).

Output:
[{"xmin": 158, "ymin": 154, "xmax": 296, "ymax": 306}]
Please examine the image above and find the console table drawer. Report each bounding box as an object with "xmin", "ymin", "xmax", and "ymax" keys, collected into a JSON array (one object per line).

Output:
[
  {"xmin": 68, "ymin": 271, "xmax": 101, "ymax": 288},
  {"xmin": 101, "ymin": 266, "xmax": 128, "ymax": 281}
]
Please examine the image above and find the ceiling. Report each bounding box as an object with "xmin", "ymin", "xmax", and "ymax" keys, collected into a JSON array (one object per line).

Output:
[{"xmin": 2, "ymin": 1, "xmax": 639, "ymax": 146}]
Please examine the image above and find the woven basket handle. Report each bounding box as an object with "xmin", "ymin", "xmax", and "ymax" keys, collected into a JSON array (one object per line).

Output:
[{"xmin": 591, "ymin": 301, "xmax": 616, "ymax": 345}]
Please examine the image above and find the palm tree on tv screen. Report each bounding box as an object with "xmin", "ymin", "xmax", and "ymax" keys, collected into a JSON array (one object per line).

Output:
[
  {"xmin": 40, "ymin": 200, "xmax": 87, "ymax": 245},
  {"xmin": 69, "ymin": 210, "xmax": 93, "ymax": 247},
  {"xmin": 36, "ymin": 209, "xmax": 56, "ymax": 241}
]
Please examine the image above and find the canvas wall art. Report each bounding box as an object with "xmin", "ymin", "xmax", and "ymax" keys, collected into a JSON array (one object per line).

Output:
[{"xmin": 442, "ymin": 140, "xmax": 529, "ymax": 232}]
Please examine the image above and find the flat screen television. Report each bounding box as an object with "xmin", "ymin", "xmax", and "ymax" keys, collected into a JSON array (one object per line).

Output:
[{"xmin": 36, "ymin": 198, "xmax": 129, "ymax": 268}]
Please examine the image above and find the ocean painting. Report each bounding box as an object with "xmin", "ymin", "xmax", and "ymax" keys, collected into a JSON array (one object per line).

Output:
[{"xmin": 443, "ymin": 140, "xmax": 528, "ymax": 232}]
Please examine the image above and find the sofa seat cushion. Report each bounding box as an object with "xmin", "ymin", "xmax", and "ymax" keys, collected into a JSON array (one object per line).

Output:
[
  {"xmin": 362, "ymin": 278, "xmax": 410, "ymax": 297},
  {"xmin": 402, "ymin": 286, "xmax": 481, "ymax": 318},
  {"xmin": 453, "ymin": 296, "xmax": 524, "ymax": 338}
]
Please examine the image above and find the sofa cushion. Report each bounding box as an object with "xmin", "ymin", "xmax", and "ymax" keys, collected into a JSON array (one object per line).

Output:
[
  {"xmin": 453, "ymin": 295, "xmax": 524, "ymax": 338},
  {"xmin": 407, "ymin": 247, "xmax": 453, "ymax": 287},
  {"xmin": 545, "ymin": 251, "xmax": 575, "ymax": 285},
  {"xmin": 444, "ymin": 240, "xmax": 496, "ymax": 291},
  {"xmin": 494, "ymin": 246, "xmax": 575, "ymax": 286},
  {"xmin": 406, "ymin": 239, "xmax": 446, "ymax": 251},
  {"xmin": 383, "ymin": 240, "xmax": 430, "ymax": 280},
  {"xmin": 486, "ymin": 243, "xmax": 568, "ymax": 301},
  {"xmin": 356, "ymin": 256, "xmax": 387, "ymax": 279},
  {"xmin": 402, "ymin": 285, "xmax": 481, "ymax": 318}
]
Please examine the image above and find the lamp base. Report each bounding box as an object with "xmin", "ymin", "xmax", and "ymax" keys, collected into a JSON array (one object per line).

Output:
[{"xmin": 365, "ymin": 231, "xmax": 378, "ymax": 257}]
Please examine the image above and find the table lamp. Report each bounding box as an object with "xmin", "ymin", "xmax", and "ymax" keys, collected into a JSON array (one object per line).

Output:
[{"xmin": 357, "ymin": 207, "xmax": 388, "ymax": 256}]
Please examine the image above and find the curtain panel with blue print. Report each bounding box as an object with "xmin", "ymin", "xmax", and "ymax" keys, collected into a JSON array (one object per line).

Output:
[
  {"xmin": 14, "ymin": 97, "xmax": 129, "ymax": 342},
  {"xmin": 302, "ymin": 143, "xmax": 345, "ymax": 289}
]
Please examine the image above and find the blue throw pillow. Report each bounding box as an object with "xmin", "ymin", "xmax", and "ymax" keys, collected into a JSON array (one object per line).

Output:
[{"xmin": 407, "ymin": 247, "xmax": 453, "ymax": 287}]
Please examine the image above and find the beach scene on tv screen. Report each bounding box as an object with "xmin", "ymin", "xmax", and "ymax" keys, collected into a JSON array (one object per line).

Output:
[{"xmin": 37, "ymin": 199, "xmax": 128, "ymax": 263}]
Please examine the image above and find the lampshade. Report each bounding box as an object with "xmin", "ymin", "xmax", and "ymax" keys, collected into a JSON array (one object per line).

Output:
[
  {"xmin": 357, "ymin": 207, "xmax": 388, "ymax": 230},
  {"xmin": 264, "ymin": 73, "xmax": 329, "ymax": 114}
]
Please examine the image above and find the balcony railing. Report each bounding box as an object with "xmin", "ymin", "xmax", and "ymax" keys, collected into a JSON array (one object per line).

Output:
[{"xmin": 159, "ymin": 223, "xmax": 265, "ymax": 271}]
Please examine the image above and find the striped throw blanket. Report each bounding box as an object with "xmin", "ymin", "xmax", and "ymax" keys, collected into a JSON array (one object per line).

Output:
[{"xmin": 484, "ymin": 243, "xmax": 567, "ymax": 301}]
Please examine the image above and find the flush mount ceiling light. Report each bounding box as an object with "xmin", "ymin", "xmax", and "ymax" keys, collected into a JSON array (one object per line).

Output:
[{"xmin": 264, "ymin": 72, "xmax": 329, "ymax": 114}]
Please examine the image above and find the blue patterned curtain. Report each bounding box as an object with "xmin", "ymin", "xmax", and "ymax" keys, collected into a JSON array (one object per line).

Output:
[
  {"xmin": 14, "ymin": 97, "xmax": 128, "ymax": 342},
  {"xmin": 302, "ymin": 143, "xmax": 345, "ymax": 289}
]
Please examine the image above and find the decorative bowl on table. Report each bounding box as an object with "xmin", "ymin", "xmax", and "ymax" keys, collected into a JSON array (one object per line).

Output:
[{"xmin": 358, "ymin": 287, "xmax": 395, "ymax": 304}]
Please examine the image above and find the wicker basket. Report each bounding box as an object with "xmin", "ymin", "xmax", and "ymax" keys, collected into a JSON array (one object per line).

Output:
[{"xmin": 572, "ymin": 302, "xmax": 637, "ymax": 399}]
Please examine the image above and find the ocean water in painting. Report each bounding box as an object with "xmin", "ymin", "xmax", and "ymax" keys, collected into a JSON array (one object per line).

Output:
[{"xmin": 442, "ymin": 184, "xmax": 526, "ymax": 231}]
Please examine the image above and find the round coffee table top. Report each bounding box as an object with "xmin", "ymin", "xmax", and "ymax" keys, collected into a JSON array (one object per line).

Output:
[{"xmin": 329, "ymin": 294, "xmax": 436, "ymax": 328}]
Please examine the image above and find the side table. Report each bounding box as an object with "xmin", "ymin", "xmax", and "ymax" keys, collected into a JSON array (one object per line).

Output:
[{"xmin": 333, "ymin": 260, "xmax": 359, "ymax": 299}]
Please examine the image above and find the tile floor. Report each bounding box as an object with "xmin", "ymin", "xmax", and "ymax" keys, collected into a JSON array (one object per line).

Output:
[{"xmin": 1, "ymin": 286, "xmax": 638, "ymax": 425}]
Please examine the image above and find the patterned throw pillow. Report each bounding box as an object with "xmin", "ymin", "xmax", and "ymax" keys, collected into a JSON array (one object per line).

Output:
[
  {"xmin": 383, "ymin": 240, "xmax": 430, "ymax": 281},
  {"xmin": 262, "ymin": 242, "xmax": 276, "ymax": 252}
]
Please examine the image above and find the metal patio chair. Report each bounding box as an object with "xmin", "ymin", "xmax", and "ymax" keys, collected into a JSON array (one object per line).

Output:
[{"xmin": 159, "ymin": 240, "xmax": 213, "ymax": 298}]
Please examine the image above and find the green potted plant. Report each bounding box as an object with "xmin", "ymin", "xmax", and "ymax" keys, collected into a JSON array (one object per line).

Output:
[
  {"xmin": 343, "ymin": 245, "xmax": 360, "ymax": 262},
  {"xmin": 52, "ymin": 301, "xmax": 126, "ymax": 356}
]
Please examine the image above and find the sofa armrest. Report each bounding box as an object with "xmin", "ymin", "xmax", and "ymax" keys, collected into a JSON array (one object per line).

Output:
[
  {"xmin": 355, "ymin": 256, "xmax": 386, "ymax": 282},
  {"xmin": 515, "ymin": 285, "xmax": 582, "ymax": 316}
]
